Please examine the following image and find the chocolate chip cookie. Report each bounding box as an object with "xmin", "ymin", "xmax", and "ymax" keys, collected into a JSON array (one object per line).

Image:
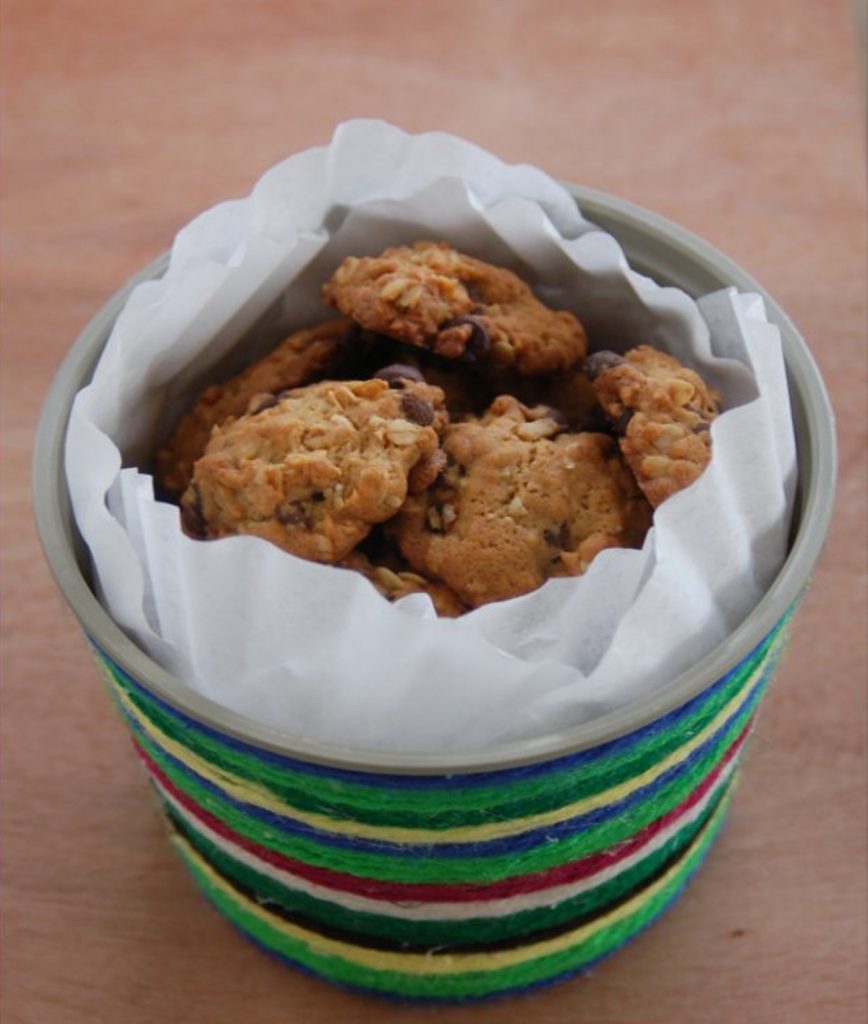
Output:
[
  {"xmin": 155, "ymin": 319, "xmax": 354, "ymax": 496},
  {"xmin": 390, "ymin": 395, "xmax": 652, "ymax": 608},
  {"xmin": 181, "ymin": 378, "xmax": 448, "ymax": 563},
  {"xmin": 585, "ymin": 345, "xmax": 721, "ymax": 507},
  {"xmin": 322, "ymin": 241, "xmax": 587, "ymax": 375}
]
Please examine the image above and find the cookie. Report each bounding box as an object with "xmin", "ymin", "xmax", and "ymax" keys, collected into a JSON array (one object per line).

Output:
[
  {"xmin": 322, "ymin": 241, "xmax": 587, "ymax": 375},
  {"xmin": 390, "ymin": 395, "xmax": 652, "ymax": 608},
  {"xmin": 585, "ymin": 345, "xmax": 721, "ymax": 507},
  {"xmin": 181, "ymin": 378, "xmax": 448, "ymax": 564},
  {"xmin": 341, "ymin": 550, "xmax": 466, "ymax": 617},
  {"xmin": 155, "ymin": 319, "xmax": 354, "ymax": 496}
]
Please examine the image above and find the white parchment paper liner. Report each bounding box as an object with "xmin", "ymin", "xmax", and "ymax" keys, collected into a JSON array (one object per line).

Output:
[{"xmin": 65, "ymin": 120, "xmax": 797, "ymax": 753}]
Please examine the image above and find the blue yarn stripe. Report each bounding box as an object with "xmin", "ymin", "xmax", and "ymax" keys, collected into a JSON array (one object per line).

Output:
[
  {"xmin": 91, "ymin": 614, "xmax": 784, "ymax": 790},
  {"xmin": 118, "ymin": 662, "xmax": 767, "ymax": 859}
]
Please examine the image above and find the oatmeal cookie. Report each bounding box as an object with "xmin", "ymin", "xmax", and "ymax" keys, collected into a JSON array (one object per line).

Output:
[
  {"xmin": 322, "ymin": 241, "xmax": 587, "ymax": 375},
  {"xmin": 155, "ymin": 319, "xmax": 354, "ymax": 496},
  {"xmin": 390, "ymin": 395, "xmax": 652, "ymax": 608},
  {"xmin": 585, "ymin": 345, "xmax": 721, "ymax": 507},
  {"xmin": 181, "ymin": 378, "xmax": 448, "ymax": 563}
]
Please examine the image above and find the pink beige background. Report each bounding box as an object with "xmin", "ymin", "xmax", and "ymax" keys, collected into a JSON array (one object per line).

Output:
[{"xmin": 2, "ymin": 2, "xmax": 866, "ymax": 1022}]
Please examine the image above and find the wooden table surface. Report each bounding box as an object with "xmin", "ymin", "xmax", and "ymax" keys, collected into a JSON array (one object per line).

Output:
[{"xmin": 2, "ymin": 2, "xmax": 866, "ymax": 1021}]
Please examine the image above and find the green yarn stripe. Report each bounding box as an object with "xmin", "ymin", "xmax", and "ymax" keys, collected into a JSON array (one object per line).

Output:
[
  {"xmin": 173, "ymin": 787, "xmax": 730, "ymax": 1001},
  {"xmin": 159, "ymin": 782, "xmax": 725, "ymax": 949},
  {"xmin": 102, "ymin": 623, "xmax": 780, "ymax": 829},
  {"xmin": 128, "ymin": 693, "xmax": 756, "ymax": 884}
]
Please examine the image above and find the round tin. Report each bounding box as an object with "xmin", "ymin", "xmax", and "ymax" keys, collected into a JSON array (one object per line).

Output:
[{"xmin": 32, "ymin": 185, "xmax": 836, "ymax": 1001}]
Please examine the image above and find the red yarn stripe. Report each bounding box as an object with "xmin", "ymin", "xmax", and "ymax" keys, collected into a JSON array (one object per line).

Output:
[{"xmin": 133, "ymin": 716, "xmax": 751, "ymax": 903}]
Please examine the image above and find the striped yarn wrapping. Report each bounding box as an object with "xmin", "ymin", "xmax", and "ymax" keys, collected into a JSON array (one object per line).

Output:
[{"xmin": 92, "ymin": 611, "xmax": 790, "ymax": 1002}]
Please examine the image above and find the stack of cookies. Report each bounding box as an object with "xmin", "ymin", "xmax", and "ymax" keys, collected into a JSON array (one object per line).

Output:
[{"xmin": 155, "ymin": 242, "xmax": 720, "ymax": 615}]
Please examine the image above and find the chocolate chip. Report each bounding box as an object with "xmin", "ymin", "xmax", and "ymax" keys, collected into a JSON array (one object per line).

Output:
[
  {"xmin": 400, "ymin": 392, "xmax": 435, "ymax": 426},
  {"xmin": 440, "ymin": 316, "xmax": 491, "ymax": 362},
  {"xmin": 584, "ymin": 350, "xmax": 626, "ymax": 380},
  {"xmin": 374, "ymin": 363, "xmax": 426, "ymax": 388}
]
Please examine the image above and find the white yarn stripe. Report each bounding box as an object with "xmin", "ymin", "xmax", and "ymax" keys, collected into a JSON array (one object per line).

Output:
[{"xmin": 154, "ymin": 757, "xmax": 737, "ymax": 922}]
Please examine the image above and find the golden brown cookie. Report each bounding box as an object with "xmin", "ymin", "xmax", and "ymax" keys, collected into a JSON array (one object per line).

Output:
[
  {"xmin": 322, "ymin": 241, "xmax": 587, "ymax": 375},
  {"xmin": 390, "ymin": 395, "xmax": 652, "ymax": 608},
  {"xmin": 585, "ymin": 345, "xmax": 721, "ymax": 507},
  {"xmin": 341, "ymin": 550, "xmax": 466, "ymax": 617},
  {"xmin": 154, "ymin": 319, "xmax": 354, "ymax": 496},
  {"xmin": 181, "ymin": 378, "xmax": 448, "ymax": 564}
]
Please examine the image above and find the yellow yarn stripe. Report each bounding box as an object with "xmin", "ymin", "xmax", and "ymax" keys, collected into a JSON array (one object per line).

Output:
[
  {"xmin": 108, "ymin": 644, "xmax": 769, "ymax": 847},
  {"xmin": 171, "ymin": 794, "xmax": 726, "ymax": 977}
]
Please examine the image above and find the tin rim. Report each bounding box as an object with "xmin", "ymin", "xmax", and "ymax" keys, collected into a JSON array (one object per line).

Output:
[{"xmin": 32, "ymin": 184, "xmax": 838, "ymax": 775}]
